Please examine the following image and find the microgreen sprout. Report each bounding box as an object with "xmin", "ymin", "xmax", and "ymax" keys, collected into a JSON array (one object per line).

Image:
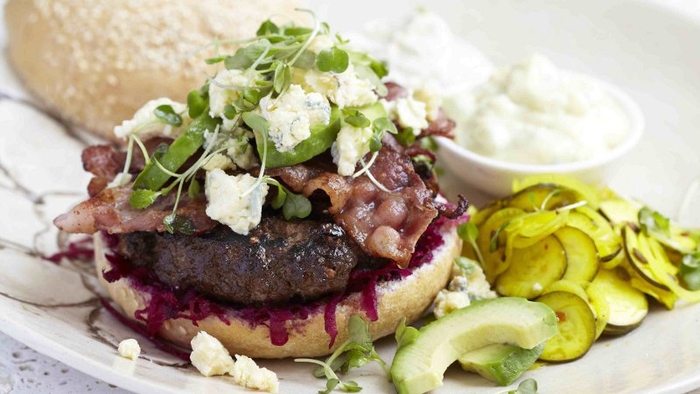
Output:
[
  {"xmin": 457, "ymin": 221, "xmax": 484, "ymax": 265},
  {"xmin": 680, "ymin": 251, "xmax": 700, "ymax": 290},
  {"xmin": 122, "ymin": 10, "xmax": 391, "ymax": 233},
  {"xmin": 295, "ymin": 315, "xmax": 389, "ymax": 393},
  {"xmin": 638, "ymin": 207, "xmax": 671, "ymax": 236},
  {"xmin": 394, "ymin": 318, "xmax": 419, "ymax": 351},
  {"xmin": 265, "ymin": 177, "xmax": 312, "ymax": 220},
  {"xmin": 350, "ymin": 116, "xmax": 398, "ymax": 191},
  {"xmin": 153, "ymin": 104, "xmax": 183, "ymax": 127}
]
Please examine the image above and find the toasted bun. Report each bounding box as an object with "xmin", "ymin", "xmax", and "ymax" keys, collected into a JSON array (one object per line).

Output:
[
  {"xmin": 94, "ymin": 224, "xmax": 460, "ymax": 358},
  {"xmin": 4, "ymin": 0, "xmax": 306, "ymax": 142}
]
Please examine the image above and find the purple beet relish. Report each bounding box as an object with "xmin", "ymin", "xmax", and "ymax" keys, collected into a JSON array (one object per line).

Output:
[
  {"xmin": 99, "ymin": 216, "xmax": 456, "ymax": 348},
  {"xmin": 43, "ymin": 237, "xmax": 94, "ymax": 264}
]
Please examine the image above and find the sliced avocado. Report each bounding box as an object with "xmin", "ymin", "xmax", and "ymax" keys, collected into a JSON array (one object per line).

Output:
[
  {"xmin": 354, "ymin": 100, "xmax": 387, "ymax": 121},
  {"xmin": 259, "ymin": 106, "xmax": 341, "ymax": 168},
  {"xmin": 390, "ymin": 297, "xmax": 557, "ymax": 394},
  {"xmin": 458, "ymin": 343, "xmax": 544, "ymax": 386}
]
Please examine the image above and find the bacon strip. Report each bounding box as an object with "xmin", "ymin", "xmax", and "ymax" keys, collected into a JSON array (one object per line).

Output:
[
  {"xmin": 54, "ymin": 185, "xmax": 217, "ymax": 235},
  {"xmin": 270, "ymin": 138, "xmax": 438, "ymax": 267}
]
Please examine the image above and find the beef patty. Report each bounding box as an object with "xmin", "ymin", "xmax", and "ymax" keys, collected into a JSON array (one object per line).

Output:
[{"xmin": 116, "ymin": 216, "xmax": 383, "ymax": 306}]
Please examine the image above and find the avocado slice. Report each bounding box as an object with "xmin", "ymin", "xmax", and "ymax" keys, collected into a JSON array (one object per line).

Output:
[
  {"xmin": 458, "ymin": 343, "xmax": 544, "ymax": 386},
  {"xmin": 390, "ymin": 297, "xmax": 556, "ymax": 394}
]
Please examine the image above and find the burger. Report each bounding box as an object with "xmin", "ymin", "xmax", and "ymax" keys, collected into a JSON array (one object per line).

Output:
[{"xmin": 54, "ymin": 15, "xmax": 466, "ymax": 358}]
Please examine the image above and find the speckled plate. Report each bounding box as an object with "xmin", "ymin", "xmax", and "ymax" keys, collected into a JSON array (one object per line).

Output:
[{"xmin": 2, "ymin": 1, "xmax": 700, "ymax": 393}]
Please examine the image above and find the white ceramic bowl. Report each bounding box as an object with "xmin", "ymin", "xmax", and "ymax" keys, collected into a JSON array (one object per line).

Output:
[{"xmin": 436, "ymin": 78, "xmax": 645, "ymax": 198}]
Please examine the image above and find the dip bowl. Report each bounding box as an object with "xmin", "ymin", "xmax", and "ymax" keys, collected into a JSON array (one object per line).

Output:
[{"xmin": 436, "ymin": 80, "xmax": 645, "ymax": 198}]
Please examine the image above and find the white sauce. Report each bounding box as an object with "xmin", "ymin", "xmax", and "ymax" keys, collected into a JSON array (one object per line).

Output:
[
  {"xmin": 347, "ymin": 9, "xmax": 494, "ymax": 96},
  {"xmin": 349, "ymin": 11, "xmax": 632, "ymax": 166},
  {"xmin": 456, "ymin": 54, "xmax": 632, "ymax": 165}
]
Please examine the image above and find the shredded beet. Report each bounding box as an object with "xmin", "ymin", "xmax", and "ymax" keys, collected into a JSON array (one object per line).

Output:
[
  {"xmin": 98, "ymin": 217, "xmax": 458, "ymax": 349},
  {"xmin": 43, "ymin": 237, "xmax": 94, "ymax": 264},
  {"xmin": 100, "ymin": 298, "xmax": 191, "ymax": 361},
  {"xmin": 101, "ymin": 235, "xmax": 230, "ymax": 337}
]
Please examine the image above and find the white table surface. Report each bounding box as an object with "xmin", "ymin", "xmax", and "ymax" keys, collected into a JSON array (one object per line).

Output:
[{"xmin": 2, "ymin": 0, "xmax": 700, "ymax": 393}]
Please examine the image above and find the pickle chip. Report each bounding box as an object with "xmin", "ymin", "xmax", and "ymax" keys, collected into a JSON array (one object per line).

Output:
[{"xmin": 536, "ymin": 291, "xmax": 596, "ymax": 362}]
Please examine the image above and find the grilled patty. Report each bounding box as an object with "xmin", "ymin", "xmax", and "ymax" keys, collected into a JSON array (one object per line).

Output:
[{"xmin": 116, "ymin": 216, "xmax": 382, "ymax": 306}]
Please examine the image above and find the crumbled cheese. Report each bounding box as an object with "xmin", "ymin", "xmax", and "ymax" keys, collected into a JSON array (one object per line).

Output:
[
  {"xmin": 204, "ymin": 170, "xmax": 268, "ymax": 235},
  {"xmin": 433, "ymin": 258, "xmax": 497, "ymax": 319},
  {"xmin": 414, "ymin": 87, "xmax": 441, "ymax": 121},
  {"xmin": 113, "ymin": 98, "xmax": 189, "ymax": 140},
  {"xmin": 117, "ymin": 338, "xmax": 141, "ymax": 360},
  {"xmin": 209, "ymin": 69, "xmax": 256, "ymax": 130},
  {"xmin": 202, "ymin": 153, "xmax": 235, "ymax": 171},
  {"xmin": 188, "ymin": 332, "xmax": 279, "ymax": 392},
  {"xmin": 331, "ymin": 123, "xmax": 373, "ymax": 176},
  {"xmin": 306, "ymin": 34, "xmax": 335, "ymax": 54},
  {"xmin": 230, "ymin": 355, "xmax": 279, "ymax": 393},
  {"xmin": 258, "ymin": 84, "xmax": 331, "ymax": 152},
  {"xmin": 203, "ymin": 128, "xmax": 259, "ymax": 171},
  {"xmin": 190, "ymin": 331, "xmax": 235, "ymax": 377},
  {"xmin": 292, "ymin": 63, "xmax": 377, "ymax": 108},
  {"xmin": 382, "ymin": 91, "xmax": 429, "ymax": 133}
]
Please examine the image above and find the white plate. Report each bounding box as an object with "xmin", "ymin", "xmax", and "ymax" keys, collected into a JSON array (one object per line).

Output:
[{"xmin": 1, "ymin": 1, "xmax": 700, "ymax": 393}]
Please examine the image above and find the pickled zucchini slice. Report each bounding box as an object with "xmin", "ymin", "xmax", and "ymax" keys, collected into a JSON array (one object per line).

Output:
[
  {"xmin": 512, "ymin": 174, "xmax": 600, "ymax": 209},
  {"xmin": 542, "ymin": 279, "xmax": 590, "ymax": 302},
  {"xmin": 573, "ymin": 206, "xmax": 622, "ymax": 261},
  {"xmin": 536, "ymin": 291, "xmax": 597, "ymax": 361},
  {"xmin": 507, "ymin": 210, "xmax": 570, "ymax": 249},
  {"xmin": 584, "ymin": 282, "xmax": 610, "ymax": 339},
  {"xmin": 599, "ymin": 198, "xmax": 641, "ymax": 226},
  {"xmin": 477, "ymin": 207, "xmax": 525, "ymax": 283},
  {"xmin": 555, "ymin": 226, "xmax": 599, "ymax": 282},
  {"xmin": 507, "ymin": 184, "xmax": 582, "ymax": 212},
  {"xmin": 589, "ymin": 268, "xmax": 647, "ymax": 336},
  {"xmin": 623, "ymin": 225, "xmax": 669, "ymax": 290},
  {"xmin": 496, "ymin": 235, "xmax": 567, "ymax": 299}
]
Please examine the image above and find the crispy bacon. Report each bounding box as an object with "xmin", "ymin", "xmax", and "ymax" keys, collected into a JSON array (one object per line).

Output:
[
  {"xmin": 54, "ymin": 185, "xmax": 217, "ymax": 235},
  {"xmin": 270, "ymin": 137, "xmax": 438, "ymax": 267},
  {"xmin": 81, "ymin": 139, "xmax": 169, "ymax": 196},
  {"xmin": 384, "ymin": 82, "xmax": 456, "ymax": 139},
  {"xmin": 59, "ymin": 82, "xmax": 455, "ymax": 265}
]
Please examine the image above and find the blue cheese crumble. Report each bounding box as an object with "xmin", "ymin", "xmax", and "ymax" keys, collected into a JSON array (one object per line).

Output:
[
  {"xmin": 204, "ymin": 170, "xmax": 268, "ymax": 235},
  {"xmin": 331, "ymin": 123, "xmax": 373, "ymax": 176},
  {"xmin": 114, "ymin": 98, "xmax": 189, "ymax": 140},
  {"xmin": 433, "ymin": 257, "xmax": 497, "ymax": 318},
  {"xmin": 208, "ymin": 69, "xmax": 257, "ymax": 131},
  {"xmin": 189, "ymin": 332, "xmax": 279, "ymax": 392},
  {"xmin": 257, "ymin": 84, "xmax": 331, "ymax": 152}
]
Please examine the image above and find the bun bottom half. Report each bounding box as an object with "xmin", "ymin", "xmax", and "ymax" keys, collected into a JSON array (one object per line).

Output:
[{"xmin": 94, "ymin": 225, "xmax": 461, "ymax": 358}]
